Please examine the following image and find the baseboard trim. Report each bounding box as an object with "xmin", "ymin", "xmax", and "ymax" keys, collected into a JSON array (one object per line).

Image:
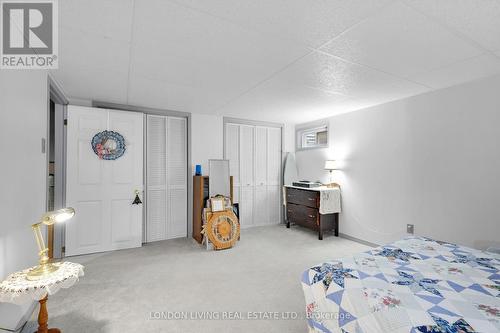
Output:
[{"xmin": 339, "ymin": 233, "xmax": 379, "ymax": 248}]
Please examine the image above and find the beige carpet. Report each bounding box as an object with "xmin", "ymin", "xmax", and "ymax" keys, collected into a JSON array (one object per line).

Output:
[{"xmin": 36, "ymin": 225, "xmax": 370, "ymax": 333}]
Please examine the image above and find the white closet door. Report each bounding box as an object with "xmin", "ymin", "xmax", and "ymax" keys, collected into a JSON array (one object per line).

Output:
[
  {"xmin": 167, "ymin": 117, "xmax": 187, "ymax": 239},
  {"xmin": 146, "ymin": 115, "xmax": 187, "ymax": 242},
  {"xmin": 66, "ymin": 106, "xmax": 107, "ymax": 256},
  {"xmin": 253, "ymin": 186, "xmax": 268, "ymax": 225},
  {"xmin": 225, "ymin": 123, "xmax": 281, "ymax": 228},
  {"xmin": 239, "ymin": 125, "xmax": 254, "ymax": 227},
  {"xmin": 66, "ymin": 106, "xmax": 143, "ymax": 256},
  {"xmin": 225, "ymin": 123, "xmax": 240, "ymax": 187},
  {"xmin": 254, "ymin": 126, "xmax": 267, "ymax": 187},
  {"xmin": 239, "ymin": 125, "xmax": 254, "ymax": 187},
  {"xmin": 146, "ymin": 116, "xmax": 167, "ymax": 242},
  {"xmin": 108, "ymin": 111, "xmax": 144, "ymax": 249},
  {"xmin": 239, "ymin": 186, "xmax": 254, "ymax": 228},
  {"xmin": 267, "ymin": 127, "xmax": 282, "ymax": 224}
]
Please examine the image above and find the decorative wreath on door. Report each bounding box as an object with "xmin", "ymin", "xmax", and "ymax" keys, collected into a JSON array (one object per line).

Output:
[
  {"xmin": 202, "ymin": 210, "xmax": 240, "ymax": 250},
  {"xmin": 91, "ymin": 130, "xmax": 126, "ymax": 160}
]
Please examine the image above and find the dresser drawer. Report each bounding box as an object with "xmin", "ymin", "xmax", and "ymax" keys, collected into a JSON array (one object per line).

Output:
[
  {"xmin": 286, "ymin": 187, "xmax": 319, "ymax": 208},
  {"xmin": 287, "ymin": 203, "xmax": 319, "ymax": 226}
]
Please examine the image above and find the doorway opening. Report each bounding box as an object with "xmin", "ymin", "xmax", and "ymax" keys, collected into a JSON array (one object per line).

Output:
[{"xmin": 47, "ymin": 76, "xmax": 68, "ymax": 259}]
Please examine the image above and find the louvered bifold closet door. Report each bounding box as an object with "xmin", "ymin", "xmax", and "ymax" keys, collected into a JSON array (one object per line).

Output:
[
  {"xmin": 254, "ymin": 126, "xmax": 268, "ymax": 226},
  {"xmin": 146, "ymin": 115, "xmax": 167, "ymax": 242},
  {"xmin": 167, "ymin": 117, "xmax": 187, "ymax": 239},
  {"xmin": 267, "ymin": 127, "xmax": 282, "ymax": 224},
  {"xmin": 226, "ymin": 124, "xmax": 240, "ymax": 204},
  {"xmin": 239, "ymin": 125, "xmax": 255, "ymax": 228}
]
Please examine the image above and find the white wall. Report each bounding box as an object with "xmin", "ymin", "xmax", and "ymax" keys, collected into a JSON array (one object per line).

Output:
[
  {"xmin": 296, "ymin": 75, "xmax": 500, "ymax": 249},
  {"xmin": 0, "ymin": 70, "xmax": 48, "ymax": 330},
  {"xmin": 0, "ymin": 71, "xmax": 48, "ymax": 279},
  {"xmin": 191, "ymin": 113, "xmax": 224, "ymax": 175},
  {"xmin": 282, "ymin": 123, "xmax": 295, "ymax": 154}
]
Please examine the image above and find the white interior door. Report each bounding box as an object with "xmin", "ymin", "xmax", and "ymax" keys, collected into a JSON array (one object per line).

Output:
[
  {"xmin": 225, "ymin": 124, "xmax": 240, "ymax": 188},
  {"xmin": 66, "ymin": 106, "xmax": 143, "ymax": 256},
  {"xmin": 145, "ymin": 115, "xmax": 187, "ymax": 242},
  {"xmin": 254, "ymin": 126, "xmax": 267, "ymax": 187},
  {"xmin": 146, "ymin": 115, "xmax": 167, "ymax": 242},
  {"xmin": 239, "ymin": 186, "xmax": 254, "ymax": 228},
  {"xmin": 253, "ymin": 186, "xmax": 268, "ymax": 225},
  {"xmin": 225, "ymin": 123, "xmax": 282, "ymax": 227},
  {"xmin": 267, "ymin": 127, "xmax": 282, "ymax": 224},
  {"xmin": 239, "ymin": 125, "xmax": 254, "ymax": 227},
  {"xmin": 166, "ymin": 117, "xmax": 187, "ymax": 239},
  {"xmin": 239, "ymin": 125, "xmax": 254, "ymax": 187},
  {"xmin": 254, "ymin": 126, "xmax": 268, "ymax": 225}
]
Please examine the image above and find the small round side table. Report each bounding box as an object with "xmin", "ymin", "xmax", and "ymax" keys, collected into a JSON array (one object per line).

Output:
[{"xmin": 0, "ymin": 262, "xmax": 84, "ymax": 333}]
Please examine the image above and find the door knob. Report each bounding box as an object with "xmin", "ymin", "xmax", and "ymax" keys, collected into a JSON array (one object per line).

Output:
[{"xmin": 132, "ymin": 190, "xmax": 142, "ymax": 205}]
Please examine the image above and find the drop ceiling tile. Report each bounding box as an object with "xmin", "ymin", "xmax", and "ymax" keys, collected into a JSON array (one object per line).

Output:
[
  {"xmin": 216, "ymin": 78, "xmax": 350, "ymax": 123},
  {"xmin": 280, "ymin": 51, "xmax": 429, "ymax": 99},
  {"xmin": 131, "ymin": 0, "xmax": 309, "ymax": 110},
  {"xmin": 410, "ymin": 54, "xmax": 500, "ymax": 89},
  {"xmin": 170, "ymin": 0, "xmax": 393, "ymax": 48},
  {"xmin": 321, "ymin": 2, "xmax": 483, "ymax": 78},
  {"xmin": 406, "ymin": 0, "xmax": 500, "ymax": 51},
  {"xmin": 50, "ymin": 67, "xmax": 128, "ymax": 104},
  {"xmin": 59, "ymin": 0, "xmax": 134, "ymax": 42},
  {"xmin": 215, "ymin": 50, "xmax": 431, "ymax": 122},
  {"xmin": 58, "ymin": 27, "xmax": 130, "ymax": 74},
  {"xmin": 127, "ymin": 74, "xmax": 229, "ymax": 113}
]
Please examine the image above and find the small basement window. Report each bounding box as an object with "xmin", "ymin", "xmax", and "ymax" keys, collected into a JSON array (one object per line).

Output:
[{"xmin": 297, "ymin": 125, "xmax": 328, "ymax": 150}]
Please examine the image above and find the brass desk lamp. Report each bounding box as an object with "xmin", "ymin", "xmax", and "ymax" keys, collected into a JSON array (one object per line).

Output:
[{"xmin": 27, "ymin": 207, "xmax": 75, "ymax": 281}]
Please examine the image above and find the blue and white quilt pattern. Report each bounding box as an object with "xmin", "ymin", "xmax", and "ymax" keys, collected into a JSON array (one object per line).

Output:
[{"xmin": 301, "ymin": 237, "xmax": 500, "ymax": 333}]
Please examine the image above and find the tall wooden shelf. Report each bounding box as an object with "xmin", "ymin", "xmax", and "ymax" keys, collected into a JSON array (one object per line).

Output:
[{"xmin": 192, "ymin": 176, "xmax": 233, "ymax": 244}]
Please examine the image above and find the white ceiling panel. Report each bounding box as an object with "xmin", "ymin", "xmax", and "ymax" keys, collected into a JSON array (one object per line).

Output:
[
  {"xmin": 280, "ymin": 52, "xmax": 429, "ymax": 99},
  {"xmin": 406, "ymin": 0, "xmax": 500, "ymax": 52},
  {"xmin": 217, "ymin": 51, "xmax": 430, "ymax": 123},
  {"xmin": 216, "ymin": 78, "xmax": 350, "ymax": 123},
  {"xmin": 410, "ymin": 54, "xmax": 500, "ymax": 89},
  {"xmin": 321, "ymin": 2, "xmax": 483, "ymax": 78},
  {"xmin": 51, "ymin": 67, "xmax": 128, "ymax": 104},
  {"xmin": 127, "ymin": 74, "xmax": 229, "ymax": 113},
  {"xmin": 57, "ymin": 27, "xmax": 130, "ymax": 74},
  {"xmin": 55, "ymin": 0, "xmax": 500, "ymax": 123},
  {"xmin": 131, "ymin": 0, "xmax": 309, "ymax": 112},
  {"xmin": 169, "ymin": 0, "xmax": 393, "ymax": 48},
  {"xmin": 59, "ymin": 0, "xmax": 135, "ymax": 42}
]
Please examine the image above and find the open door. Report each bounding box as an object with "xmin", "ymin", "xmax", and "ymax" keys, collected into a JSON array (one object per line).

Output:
[{"xmin": 65, "ymin": 106, "xmax": 143, "ymax": 256}]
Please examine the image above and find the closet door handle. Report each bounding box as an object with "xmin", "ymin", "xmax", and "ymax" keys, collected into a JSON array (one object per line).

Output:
[
  {"xmin": 308, "ymin": 198, "xmax": 315, "ymax": 201},
  {"xmin": 132, "ymin": 190, "xmax": 142, "ymax": 205}
]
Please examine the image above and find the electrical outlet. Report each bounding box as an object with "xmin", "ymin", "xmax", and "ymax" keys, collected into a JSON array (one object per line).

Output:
[{"xmin": 407, "ymin": 224, "xmax": 414, "ymax": 235}]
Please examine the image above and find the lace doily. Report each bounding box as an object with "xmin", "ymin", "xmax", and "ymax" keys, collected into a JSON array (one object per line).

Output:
[{"xmin": 0, "ymin": 262, "xmax": 84, "ymax": 304}]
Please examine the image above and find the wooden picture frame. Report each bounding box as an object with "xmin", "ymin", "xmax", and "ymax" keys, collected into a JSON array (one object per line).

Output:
[{"xmin": 211, "ymin": 197, "xmax": 225, "ymax": 212}]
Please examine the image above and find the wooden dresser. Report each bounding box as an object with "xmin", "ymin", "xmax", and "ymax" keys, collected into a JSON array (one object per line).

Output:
[{"xmin": 285, "ymin": 186, "xmax": 339, "ymax": 240}]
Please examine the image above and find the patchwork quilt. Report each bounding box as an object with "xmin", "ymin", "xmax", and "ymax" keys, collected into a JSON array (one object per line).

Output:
[{"xmin": 301, "ymin": 237, "xmax": 500, "ymax": 333}]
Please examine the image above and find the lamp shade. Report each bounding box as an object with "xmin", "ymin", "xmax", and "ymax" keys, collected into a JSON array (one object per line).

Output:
[
  {"xmin": 41, "ymin": 207, "xmax": 75, "ymax": 225},
  {"xmin": 324, "ymin": 160, "xmax": 338, "ymax": 170}
]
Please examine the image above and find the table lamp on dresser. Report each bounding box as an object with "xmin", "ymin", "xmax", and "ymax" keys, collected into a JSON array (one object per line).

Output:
[
  {"xmin": 324, "ymin": 160, "xmax": 340, "ymax": 188},
  {"xmin": 0, "ymin": 208, "xmax": 84, "ymax": 333}
]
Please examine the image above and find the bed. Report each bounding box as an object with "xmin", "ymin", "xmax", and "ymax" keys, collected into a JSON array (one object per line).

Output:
[{"xmin": 301, "ymin": 236, "xmax": 500, "ymax": 333}]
